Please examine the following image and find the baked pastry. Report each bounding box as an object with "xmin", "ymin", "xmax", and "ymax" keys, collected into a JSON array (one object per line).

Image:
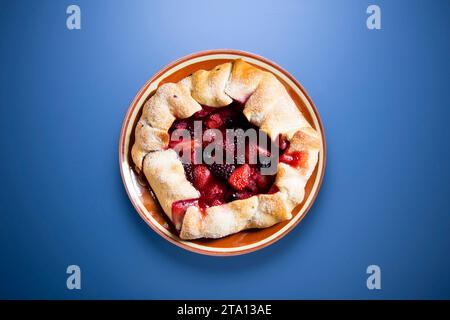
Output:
[{"xmin": 132, "ymin": 59, "xmax": 321, "ymax": 239}]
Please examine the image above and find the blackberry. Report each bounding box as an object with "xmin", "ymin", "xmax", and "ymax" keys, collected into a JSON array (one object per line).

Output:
[
  {"xmin": 208, "ymin": 163, "xmax": 236, "ymax": 180},
  {"xmin": 182, "ymin": 163, "xmax": 194, "ymax": 182}
]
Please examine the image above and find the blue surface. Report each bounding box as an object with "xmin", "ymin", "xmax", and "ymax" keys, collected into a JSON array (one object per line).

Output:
[{"xmin": 1, "ymin": 0, "xmax": 449, "ymax": 299}]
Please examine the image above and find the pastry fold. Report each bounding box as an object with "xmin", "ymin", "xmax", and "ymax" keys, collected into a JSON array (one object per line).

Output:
[
  {"xmin": 142, "ymin": 149, "xmax": 200, "ymax": 221},
  {"xmin": 181, "ymin": 192, "xmax": 292, "ymax": 239}
]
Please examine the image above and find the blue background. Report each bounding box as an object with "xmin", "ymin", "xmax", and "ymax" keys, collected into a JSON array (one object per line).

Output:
[{"xmin": 1, "ymin": 0, "xmax": 449, "ymax": 299}]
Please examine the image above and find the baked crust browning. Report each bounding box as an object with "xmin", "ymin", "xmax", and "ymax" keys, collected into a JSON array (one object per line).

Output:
[
  {"xmin": 242, "ymin": 74, "xmax": 284, "ymax": 128},
  {"xmin": 131, "ymin": 120, "xmax": 169, "ymax": 171},
  {"xmin": 225, "ymin": 58, "xmax": 266, "ymax": 103},
  {"xmin": 132, "ymin": 80, "xmax": 202, "ymax": 171},
  {"xmin": 191, "ymin": 62, "xmax": 233, "ymax": 107},
  {"xmin": 132, "ymin": 58, "xmax": 322, "ymax": 239},
  {"xmin": 142, "ymin": 149, "xmax": 200, "ymax": 221},
  {"xmin": 180, "ymin": 192, "xmax": 291, "ymax": 239}
]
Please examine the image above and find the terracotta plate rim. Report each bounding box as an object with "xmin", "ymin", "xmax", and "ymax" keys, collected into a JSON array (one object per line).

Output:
[{"xmin": 118, "ymin": 49, "xmax": 327, "ymax": 256}]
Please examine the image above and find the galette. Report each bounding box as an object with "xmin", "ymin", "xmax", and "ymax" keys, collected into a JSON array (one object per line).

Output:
[{"xmin": 132, "ymin": 59, "xmax": 321, "ymax": 239}]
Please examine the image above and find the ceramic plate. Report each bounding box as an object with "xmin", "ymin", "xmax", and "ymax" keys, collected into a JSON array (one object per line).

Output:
[{"xmin": 119, "ymin": 49, "xmax": 326, "ymax": 256}]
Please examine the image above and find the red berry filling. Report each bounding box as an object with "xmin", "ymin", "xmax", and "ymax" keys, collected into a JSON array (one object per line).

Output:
[
  {"xmin": 193, "ymin": 105, "xmax": 216, "ymax": 118},
  {"xmin": 205, "ymin": 113, "xmax": 225, "ymax": 129},
  {"xmin": 168, "ymin": 102, "xmax": 304, "ymax": 221},
  {"xmin": 279, "ymin": 151, "xmax": 307, "ymax": 169},
  {"xmin": 203, "ymin": 181, "xmax": 227, "ymax": 207},
  {"xmin": 171, "ymin": 198, "xmax": 199, "ymax": 230},
  {"xmin": 277, "ymin": 134, "xmax": 289, "ymax": 150}
]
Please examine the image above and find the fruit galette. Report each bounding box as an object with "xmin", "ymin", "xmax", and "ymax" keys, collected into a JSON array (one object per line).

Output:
[{"xmin": 132, "ymin": 59, "xmax": 321, "ymax": 239}]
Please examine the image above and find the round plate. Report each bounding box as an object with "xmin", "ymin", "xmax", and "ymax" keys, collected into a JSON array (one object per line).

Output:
[{"xmin": 119, "ymin": 49, "xmax": 326, "ymax": 256}]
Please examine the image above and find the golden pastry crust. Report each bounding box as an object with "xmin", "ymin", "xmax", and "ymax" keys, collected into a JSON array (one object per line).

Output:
[
  {"xmin": 131, "ymin": 120, "xmax": 169, "ymax": 171},
  {"xmin": 131, "ymin": 59, "xmax": 322, "ymax": 239},
  {"xmin": 132, "ymin": 81, "xmax": 202, "ymax": 171},
  {"xmin": 191, "ymin": 62, "xmax": 233, "ymax": 107},
  {"xmin": 180, "ymin": 192, "xmax": 291, "ymax": 239},
  {"xmin": 225, "ymin": 59, "xmax": 266, "ymax": 103},
  {"xmin": 142, "ymin": 149, "xmax": 200, "ymax": 221},
  {"xmin": 242, "ymin": 74, "xmax": 283, "ymax": 128}
]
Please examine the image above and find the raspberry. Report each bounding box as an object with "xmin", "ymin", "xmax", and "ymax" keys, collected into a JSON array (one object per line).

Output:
[{"xmin": 208, "ymin": 163, "xmax": 236, "ymax": 180}]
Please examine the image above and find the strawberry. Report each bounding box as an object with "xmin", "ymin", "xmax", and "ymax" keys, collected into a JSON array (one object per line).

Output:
[
  {"xmin": 228, "ymin": 164, "xmax": 252, "ymax": 191},
  {"xmin": 193, "ymin": 165, "xmax": 212, "ymax": 189},
  {"xmin": 171, "ymin": 199, "xmax": 199, "ymax": 230}
]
